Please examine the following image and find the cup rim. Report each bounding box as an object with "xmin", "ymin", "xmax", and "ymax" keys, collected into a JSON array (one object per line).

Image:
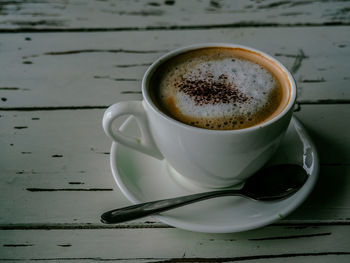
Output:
[{"xmin": 142, "ymin": 43, "xmax": 297, "ymax": 133}]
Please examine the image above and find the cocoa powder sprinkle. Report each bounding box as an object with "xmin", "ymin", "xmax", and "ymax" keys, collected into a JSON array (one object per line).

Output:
[{"xmin": 177, "ymin": 73, "xmax": 251, "ymax": 105}]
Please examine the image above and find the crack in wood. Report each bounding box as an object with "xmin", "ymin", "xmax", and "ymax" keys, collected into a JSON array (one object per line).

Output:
[
  {"xmin": 93, "ymin": 75, "xmax": 140, "ymax": 81},
  {"xmin": 280, "ymin": 11, "xmax": 307, "ymax": 16},
  {"xmin": 94, "ymin": 152, "xmax": 110, "ymax": 155},
  {"xmin": 43, "ymin": 49, "xmax": 168, "ymax": 56},
  {"xmin": 300, "ymin": 79, "xmax": 326, "ymax": 83},
  {"xmin": 90, "ymin": 148, "xmax": 110, "ymax": 155},
  {"xmin": 115, "ymin": 9, "xmax": 165, "ymax": 16},
  {"xmin": 115, "ymin": 63, "xmax": 151, "ymax": 68},
  {"xmin": 21, "ymin": 49, "xmax": 168, "ymax": 60},
  {"xmin": 16, "ymin": 170, "xmax": 37, "ymax": 175},
  {"xmin": 164, "ymin": 0, "xmax": 175, "ymax": 6},
  {"xmin": 0, "ymin": 106, "xmax": 109, "ymax": 111},
  {"xmin": 57, "ymin": 244, "xmax": 72, "ymax": 247},
  {"xmin": 248, "ymin": 232, "xmax": 331, "ymax": 241},
  {"xmin": 0, "ymin": 222, "xmax": 349, "ymax": 231},
  {"xmin": 0, "ymin": 100, "xmax": 350, "ymax": 112},
  {"xmin": 114, "ymin": 78, "xmax": 140, "ymax": 81},
  {"xmin": 210, "ymin": 0, "xmax": 221, "ymax": 9},
  {"xmin": 258, "ymin": 1, "xmax": 291, "ymax": 9},
  {"xmin": 0, "ymin": 99, "xmax": 350, "ymax": 112},
  {"xmin": 26, "ymin": 188, "xmax": 114, "ymax": 192},
  {"xmin": 298, "ymin": 99, "xmax": 350, "ymax": 104},
  {"xmin": 0, "ymin": 22, "xmax": 349, "ymax": 33},
  {"xmin": 3, "ymin": 244, "xmax": 33, "ymax": 247},
  {"xmin": 0, "ymin": 87, "xmax": 20, "ymax": 90},
  {"xmin": 291, "ymin": 49, "xmax": 307, "ymax": 74},
  {"xmin": 148, "ymin": 252, "xmax": 350, "ymax": 262},
  {"xmin": 8, "ymin": 19, "xmax": 66, "ymax": 27},
  {"xmin": 0, "ymin": 252, "xmax": 349, "ymax": 262},
  {"xmin": 1, "ymin": 88, "xmax": 29, "ymax": 91},
  {"xmin": 274, "ymin": 53, "xmax": 309, "ymax": 58},
  {"xmin": 0, "ymin": 222, "xmax": 168, "ymax": 230},
  {"xmin": 120, "ymin": 91, "xmax": 142, "ymax": 94}
]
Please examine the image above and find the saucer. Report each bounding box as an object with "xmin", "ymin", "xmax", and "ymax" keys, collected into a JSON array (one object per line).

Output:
[{"xmin": 109, "ymin": 116, "xmax": 319, "ymax": 233}]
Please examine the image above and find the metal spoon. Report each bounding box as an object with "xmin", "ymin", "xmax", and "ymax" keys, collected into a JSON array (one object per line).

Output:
[{"xmin": 101, "ymin": 164, "xmax": 308, "ymax": 224}]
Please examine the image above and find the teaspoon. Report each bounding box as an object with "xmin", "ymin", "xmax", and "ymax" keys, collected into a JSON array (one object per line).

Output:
[{"xmin": 101, "ymin": 164, "xmax": 308, "ymax": 224}]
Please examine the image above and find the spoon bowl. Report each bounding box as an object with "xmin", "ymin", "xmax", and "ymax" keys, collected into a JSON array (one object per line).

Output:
[
  {"xmin": 242, "ymin": 164, "xmax": 308, "ymax": 201},
  {"xmin": 101, "ymin": 164, "xmax": 308, "ymax": 224}
]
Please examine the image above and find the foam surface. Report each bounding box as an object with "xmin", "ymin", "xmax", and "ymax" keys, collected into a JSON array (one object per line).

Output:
[{"xmin": 157, "ymin": 49, "xmax": 284, "ymax": 130}]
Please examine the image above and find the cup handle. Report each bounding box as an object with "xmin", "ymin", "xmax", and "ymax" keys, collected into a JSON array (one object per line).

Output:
[{"xmin": 103, "ymin": 101, "xmax": 163, "ymax": 160}]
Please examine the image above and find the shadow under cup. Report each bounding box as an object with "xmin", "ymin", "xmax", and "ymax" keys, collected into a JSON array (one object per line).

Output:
[{"xmin": 142, "ymin": 44, "xmax": 296, "ymax": 188}]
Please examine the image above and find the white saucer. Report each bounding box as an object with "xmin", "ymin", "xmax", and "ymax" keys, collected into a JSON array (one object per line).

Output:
[{"xmin": 110, "ymin": 116, "xmax": 319, "ymax": 233}]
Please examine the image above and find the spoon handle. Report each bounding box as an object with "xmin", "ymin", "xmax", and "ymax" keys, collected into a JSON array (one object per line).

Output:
[{"xmin": 101, "ymin": 189, "xmax": 241, "ymax": 224}]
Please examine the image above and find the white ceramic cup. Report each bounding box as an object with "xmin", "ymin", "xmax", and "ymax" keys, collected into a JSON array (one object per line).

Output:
[{"xmin": 103, "ymin": 43, "xmax": 296, "ymax": 188}]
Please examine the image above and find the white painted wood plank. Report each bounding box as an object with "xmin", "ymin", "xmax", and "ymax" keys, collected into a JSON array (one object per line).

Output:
[
  {"xmin": 0, "ymin": 105, "xmax": 349, "ymax": 225},
  {"xmin": 294, "ymin": 105, "xmax": 350, "ymax": 165},
  {"xmin": 0, "ymin": 225, "xmax": 349, "ymax": 261},
  {"xmin": 0, "ymin": 0, "xmax": 349, "ymax": 30},
  {"xmin": 0, "ymin": 109, "xmax": 130, "ymax": 225},
  {"xmin": 0, "ymin": 27, "xmax": 349, "ymax": 108}
]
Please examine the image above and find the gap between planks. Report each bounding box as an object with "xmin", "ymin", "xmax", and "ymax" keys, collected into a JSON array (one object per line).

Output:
[
  {"xmin": 0, "ymin": 252, "xmax": 350, "ymax": 262},
  {"xmin": 0, "ymin": 22, "xmax": 349, "ymax": 33},
  {"xmin": 1, "ymin": 221, "xmax": 350, "ymax": 230},
  {"xmin": 0, "ymin": 100, "xmax": 350, "ymax": 112}
]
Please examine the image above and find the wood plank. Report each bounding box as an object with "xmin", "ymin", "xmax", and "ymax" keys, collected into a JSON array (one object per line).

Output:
[
  {"xmin": 0, "ymin": 0, "xmax": 349, "ymax": 31},
  {"xmin": 294, "ymin": 105, "xmax": 350, "ymax": 165},
  {"xmin": 0, "ymin": 225, "xmax": 350, "ymax": 261},
  {"xmin": 0, "ymin": 105, "xmax": 349, "ymax": 226},
  {"xmin": 0, "ymin": 27, "xmax": 349, "ymax": 108}
]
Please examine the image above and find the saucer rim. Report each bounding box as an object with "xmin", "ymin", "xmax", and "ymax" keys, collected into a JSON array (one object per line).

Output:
[{"xmin": 110, "ymin": 116, "xmax": 319, "ymax": 233}]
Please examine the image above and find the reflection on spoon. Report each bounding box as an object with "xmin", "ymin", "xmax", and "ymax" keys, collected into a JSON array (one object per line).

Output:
[{"xmin": 101, "ymin": 164, "xmax": 308, "ymax": 224}]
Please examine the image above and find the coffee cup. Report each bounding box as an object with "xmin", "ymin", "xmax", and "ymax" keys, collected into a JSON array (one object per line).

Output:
[{"xmin": 103, "ymin": 43, "xmax": 296, "ymax": 188}]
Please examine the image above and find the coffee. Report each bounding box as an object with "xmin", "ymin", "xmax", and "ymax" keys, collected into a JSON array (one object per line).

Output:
[
  {"xmin": 104, "ymin": 44, "xmax": 296, "ymax": 187},
  {"xmin": 150, "ymin": 47, "xmax": 290, "ymax": 130}
]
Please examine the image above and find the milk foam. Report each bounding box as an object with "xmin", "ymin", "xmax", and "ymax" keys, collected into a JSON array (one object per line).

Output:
[
  {"xmin": 175, "ymin": 58, "xmax": 275, "ymax": 118},
  {"xmin": 157, "ymin": 50, "xmax": 283, "ymax": 130}
]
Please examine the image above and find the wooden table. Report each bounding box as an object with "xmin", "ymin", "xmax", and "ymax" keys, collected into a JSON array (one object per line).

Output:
[{"xmin": 1, "ymin": 0, "xmax": 349, "ymax": 261}]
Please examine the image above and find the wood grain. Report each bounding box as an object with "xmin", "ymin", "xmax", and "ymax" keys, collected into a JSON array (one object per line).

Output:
[
  {"xmin": 0, "ymin": 27, "xmax": 349, "ymax": 108},
  {"xmin": 0, "ymin": 0, "xmax": 349, "ymax": 31},
  {"xmin": 0, "ymin": 225, "xmax": 349, "ymax": 261},
  {"xmin": 1, "ymin": 1, "xmax": 349, "ymax": 261},
  {"xmin": 0, "ymin": 106, "xmax": 349, "ymax": 225}
]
